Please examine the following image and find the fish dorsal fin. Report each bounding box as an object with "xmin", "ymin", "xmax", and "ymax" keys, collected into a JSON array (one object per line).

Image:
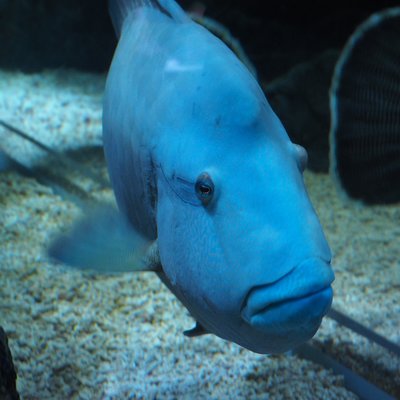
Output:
[{"xmin": 109, "ymin": 0, "xmax": 189, "ymax": 37}]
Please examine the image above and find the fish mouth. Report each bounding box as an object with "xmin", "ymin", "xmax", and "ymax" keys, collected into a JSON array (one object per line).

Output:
[{"xmin": 241, "ymin": 257, "xmax": 334, "ymax": 337}]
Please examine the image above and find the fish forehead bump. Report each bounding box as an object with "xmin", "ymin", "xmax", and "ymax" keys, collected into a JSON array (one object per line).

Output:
[
  {"xmin": 111, "ymin": 6, "xmax": 264, "ymax": 137},
  {"xmin": 154, "ymin": 22, "xmax": 263, "ymax": 130}
]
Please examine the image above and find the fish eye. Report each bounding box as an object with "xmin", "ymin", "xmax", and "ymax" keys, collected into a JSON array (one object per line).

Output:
[
  {"xmin": 195, "ymin": 172, "xmax": 214, "ymax": 205},
  {"xmin": 293, "ymin": 144, "xmax": 308, "ymax": 172}
]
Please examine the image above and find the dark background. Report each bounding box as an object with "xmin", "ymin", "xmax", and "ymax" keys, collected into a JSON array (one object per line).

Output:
[{"xmin": 0, "ymin": 0, "xmax": 398, "ymax": 81}]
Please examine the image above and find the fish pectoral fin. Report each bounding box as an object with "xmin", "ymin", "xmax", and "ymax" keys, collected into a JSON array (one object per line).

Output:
[
  {"xmin": 141, "ymin": 240, "xmax": 162, "ymax": 272},
  {"xmin": 183, "ymin": 321, "xmax": 209, "ymax": 337},
  {"xmin": 48, "ymin": 204, "xmax": 161, "ymax": 273}
]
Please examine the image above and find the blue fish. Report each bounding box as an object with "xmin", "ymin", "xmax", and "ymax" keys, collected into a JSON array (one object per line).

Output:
[{"xmin": 50, "ymin": 0, "xmax": 334, "ymax": 354}]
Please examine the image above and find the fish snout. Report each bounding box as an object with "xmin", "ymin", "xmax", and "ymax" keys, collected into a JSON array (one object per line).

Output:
[{"xmin": 241, "ymin": 257, "xmax": 334, "ymax": 350}]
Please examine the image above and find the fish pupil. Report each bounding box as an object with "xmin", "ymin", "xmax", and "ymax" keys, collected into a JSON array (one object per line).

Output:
[{"xmin": 199, "ymin": 184, "xmax": 211, "ymax": 195}]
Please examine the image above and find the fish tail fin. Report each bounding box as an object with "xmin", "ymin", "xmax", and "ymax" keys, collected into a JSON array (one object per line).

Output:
[{"xmin": 109, "ymin": 0, "xmax": 189, "ymax": 37}]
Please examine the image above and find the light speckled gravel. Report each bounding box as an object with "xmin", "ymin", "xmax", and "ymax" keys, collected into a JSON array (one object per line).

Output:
[
  {"xmin": 0, "ymin": 69, "xmax": 399, "ymax": 399},
  {"xmin": 0, "ymin": 69, "xmax": 103, "ymax": 166}
]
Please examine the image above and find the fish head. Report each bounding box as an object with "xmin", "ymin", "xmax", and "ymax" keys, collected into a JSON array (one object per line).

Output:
[{"xmin": 155, "ymin": 104, "xmax": 334, "ymax": 354}]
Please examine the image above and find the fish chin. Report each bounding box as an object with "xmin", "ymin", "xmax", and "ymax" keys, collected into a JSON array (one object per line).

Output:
[
  {"xmin": 247, "ymin": 287, "xmax": 333, "ymax": 352},
  {"xmin": 240, "ymin": 257, "xmax": 334, "ymax": 352}
]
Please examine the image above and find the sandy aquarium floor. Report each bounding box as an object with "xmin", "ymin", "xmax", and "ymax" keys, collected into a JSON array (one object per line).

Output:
[{"xmin": 0, "ymin": 69, "xmax": 399, "ymax": 400}]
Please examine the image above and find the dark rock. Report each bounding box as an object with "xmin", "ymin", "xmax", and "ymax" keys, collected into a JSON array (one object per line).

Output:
[
  {"xmin": 0, "ymin": 327, "xmax": 20, "ymax": 400},
  {"xmin": 264, "ymin": 50, "xmax": 339, "ymax": 172}
]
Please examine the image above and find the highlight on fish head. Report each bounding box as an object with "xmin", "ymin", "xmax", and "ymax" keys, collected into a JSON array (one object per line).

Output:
[{"xmin": 155, "ymin": 58, "xmax": 334, "ymax": 354}]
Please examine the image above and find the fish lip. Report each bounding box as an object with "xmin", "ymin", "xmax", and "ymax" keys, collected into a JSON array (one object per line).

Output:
[
  {"xmin": 240, "ymin": 257, "xmax": 334, "ymax": 322},
  {"xmin": 252, "ymin": 286, "xmax": 333, "ymax": 319}
]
